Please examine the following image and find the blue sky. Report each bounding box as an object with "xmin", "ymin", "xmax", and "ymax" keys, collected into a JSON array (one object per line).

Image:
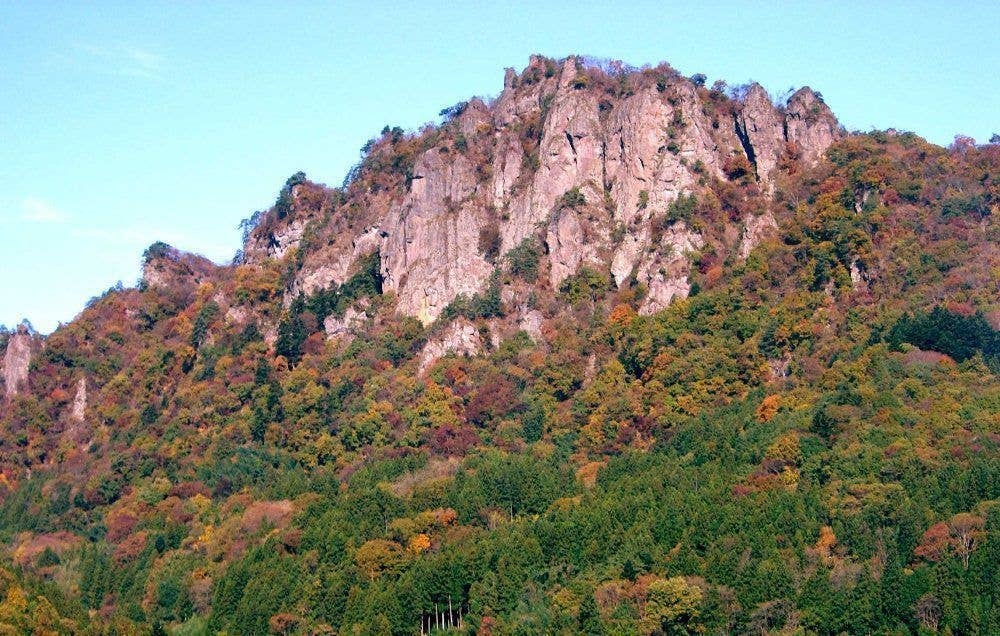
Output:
[{"xmin": 2, "ymin": 1, "xmax": 998, "ymax": 332}]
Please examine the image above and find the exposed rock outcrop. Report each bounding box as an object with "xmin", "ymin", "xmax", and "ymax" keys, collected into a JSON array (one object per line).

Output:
[
  {"xmin": 738, "ymin": 211, "xmax": 778, "ymax": 259},
  {"xmin": 785, "ymin": 88, "xmax": 841, "ymax": 164},
  {"xmin": 62, "ymin": 376, "xmax": 91, "ymax": 449},
  {"xmin": 323, "ymin": 305, "xmax": 368, "ymax": 341},
  {"xmin": 242, "ymin": 182, "xmax": 333, "ymax": 263},
  {"xmin": 2, "ymin": 329, "xmax": 32, "ymax": 400},
  {"xmin": 612, "ymin": 220, "xmax": 702, "ymax": 310},
  {"xmin": 528, "ymin": 83, "xmax": 603, "ymax": 234},
  {"xmin": 236, "ymin": 56, "xmax": 843, "ymax": 331},
  {"xmin": 417, "ymin": 319, "xmax": 482, "ymax": 374},
  {"xmin": 142, "ymin": 245, "xmax": 219, "ymax": 294},
  {"xmin": 516, "ymin": 309, "xmax": 545, "ymax": 343},
  {"xmin": 735, "ymin": 83, "xmax": 786, "ymax": 185},
  {"xmin": 456, "ymin": 98, "xmax": 491, "ymax": 137},
  {"xmin": 289, "ymin": 225, "xmax": 384, "ymax": 301},
  {"xmin": 605, "ymin": 85, "xmax": 723, "ymax": 227},
  {"xmin": 69, "ymin": 377, "xmax": 87, "ymax": 422},
  {"xmin": 736, "ymin": 83, "xmax": 843, "ymax": 185},
  {"xmin": 631, "ymin": 222, "xmax": 704, "ymax": 315},
  {"xmin": 493, "ymin": 55, "xmax": 560, "ymax": 127},
  {"xmin": 380, "ymin": 149, "xmax": 493, "ymax": 325},
  {"xmin": 546, "ymin": 204, "xmax": 605, "ymax": 289}
]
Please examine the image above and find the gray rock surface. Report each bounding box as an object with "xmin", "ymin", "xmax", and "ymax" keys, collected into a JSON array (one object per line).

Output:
[
  {"xmin": 417, "ymin": 319, "xmax": 482, "ymax": 374},
  {"xmin": 785, "ymin": 87, "xmax": 842, "ymax": 164},
  {"xmin": 69, "ymin": 377, "xmax": 87, "ymax": 422},
  {"xmin": 236, "ymin": 57, "xmax": 842, "ymax": 333},
  {"xmin": 2, "ymin": 331, "xmax": 32, "ymax": 400}
]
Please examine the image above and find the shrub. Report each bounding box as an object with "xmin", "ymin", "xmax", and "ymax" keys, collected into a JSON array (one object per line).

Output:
[
  {"xmin": 478, "ymin": 223, "xmax": 501, "ymax": 263},
  {"xmin": 143, "ymin": 241, "xmax": 171, "ymax": 263},
  {"xmin": 559, "ymin": 267, "xmax": 609, "ymax": 305},
  {"xmin": 665, "ymin": 194, "xmax": 697, "ymax": 224},
  {"xmin": 439, "ymin": 101, "xmax": 468, "ymax": 121},
  {"xmin": 506, "ymin": 237, "xmax": 541, "ymax": 282},
  {"xmin": 723, "ymin": 154, "xmax": 753, "ymax": 180},
  {"xmin": 36, "ymin": 547, "xmax": 60, "ymax": 567},
  {"xmin": 276, "ymin": 300, "xmax": 309, "ymax": 364},
  {"xmin": 558, "ymin": 187, "xmax": 587, "ymax": 210},
  {"xmin": 190, "ymin": 301, "xmax": 220, "ymax": 349},
  {"xmin": 303, "ymin": 251, "xmax": 383, "ymax": 325},
  {"xmin": 274, "ymin": 172, "xmax": 307, "ymax": 220},
  {"xmin": 442, "ymin": 274, "xmax": 503, "ymax": 320},
  {"xmin": 637, "ymin": 190, "xmax": 649, "ymax": 211}
]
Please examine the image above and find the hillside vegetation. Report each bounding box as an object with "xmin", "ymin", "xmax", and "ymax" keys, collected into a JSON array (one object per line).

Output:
[{"xmin": 0, "ymin": 56, "xmax": 999, "ymax": 635}]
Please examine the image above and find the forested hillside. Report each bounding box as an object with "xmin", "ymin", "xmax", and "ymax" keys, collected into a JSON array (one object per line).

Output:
[{"xmin": 0, "ymin": 56, "xmax": 998, "ymax": 635}]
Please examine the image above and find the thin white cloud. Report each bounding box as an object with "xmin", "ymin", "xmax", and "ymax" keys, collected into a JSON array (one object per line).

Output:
[
  {"xmin": 22, "ymin": 197, "xmax": 68, "ymax": 223},
  {"xmin": 75, "ymin": 44, "xmax": 166, "ymax": 80}
]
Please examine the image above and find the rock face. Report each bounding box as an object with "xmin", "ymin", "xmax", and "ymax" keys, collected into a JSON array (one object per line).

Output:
[
  {"xmin": 62, "ymin": 376, "xmax": 91, "ymax": 449},
  {"xmin": 614, "ymin": 222, "xmax": 705, "ymax": 315},
  {"xmin": 736, "ymin": 83, "xmax": 786, "ymax": 185},
  {"xmin": 142, "ymin": 246, "xmax": 219, "ymax": 293},
  {"xmin": 738, "ymin": 211, "xmax": 778, "ymax": 259},
  {"xmin": 784, "ymin": 87, "xmax": 841, "ymax": 164},
  {"xmin": 2, "ymin": 329, "xmax": 32, "ymax": 400},
  {"xmin": 69, "ymin": 377, "xmax": 87, "ymax": 422},
  {"xmin": 417, "ymin": 319, "xmax": 482, "ymax": 374},
  {"xmin": 323, "ymin": 305, "xmax": 368, "ymax": 341},
  {"xmin": 517, "ymin": 309, "xmax": 545, "ymax": 343},
  {"xmin": 289, "ymin": 225, "xmax": 383, "ymax": 301},
  {"xmin": 736, "ymin": 83, "xmax": 843, "ymax": 185},
  {"xmin": 240, "ymin": 56, "xmax": 842, "ymax": 330},
  {"xmin": 605, "ymin": 84, "xmax": 728, "ymax": 228},
  {"xmin": 546, "ymin": 204, "xmax": 604, "ymax": 289},
  {"xmin": 380, "ymin": 149, "xmax": 493, "ymax": 325},
  {"xmin": 242, "ymin": 182, "xmax": 333, "ymax": 263}
]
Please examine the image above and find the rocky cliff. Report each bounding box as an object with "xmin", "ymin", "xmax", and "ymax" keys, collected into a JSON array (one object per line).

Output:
[
  {"xmin": 1, "ymin": 327, "xmax": 34, "ymax": 400},
  {"xmin": 241, "ymin": 56, "xmax": 843, "ymax": 331},
  {"xmin": 2, "ymin": 56, "xmax": 848, "ymax": 384}
]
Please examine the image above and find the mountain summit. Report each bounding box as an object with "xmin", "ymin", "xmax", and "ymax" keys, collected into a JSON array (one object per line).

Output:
[{"xmin": 240, "ymin": 56, "xmax": 841, "ymax": 328}]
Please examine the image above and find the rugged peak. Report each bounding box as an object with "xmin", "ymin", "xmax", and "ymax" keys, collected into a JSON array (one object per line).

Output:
[
  {"xmin": 785, "ymin": 86, "xmax": 842, "ymax": 163},
  {"xmin": 141, "ymin": 242, "xmax": 219, "ymax": 293},
  {"xmin": 527, "ymin": 53, "xmax": 548, "ymax": 68},
  {"xmin": 503, "ymin": 67, "xmax": 517, "ymax": 90},
  {"xmin": 787, "ymin": 86, "xmax": 824, "ymax": 109},
  {"xmin": 744, "ymin": 82, "xmax": 772, "ymax": 103},
  {"xmin": 1, "ymin": 327, "xmax": 33, "ymax": 400},
  {"xmin": 221, "ymin": 58, "xmax": 851, "ymax": 332},
  {"xmin": 556, "ymin": 55, "xmax": 579, "ymax": 89},
  {"xmin": 736, "ymin": 82, "xmax": 842, "ymax": 184},
  {"xmin": 494, "ymin": 55, "xmax": 561, "ymax": 127},
  {"xmin": 455, "ymin": 98, "xmax": 491, "ymax": 137},
  {"xmin": 241, "ymin": 177, "xmax": 334, "ymax": 265},
  {"xmin": 735, "ymin": 83, "xmax": 784, "ymax": 183}
]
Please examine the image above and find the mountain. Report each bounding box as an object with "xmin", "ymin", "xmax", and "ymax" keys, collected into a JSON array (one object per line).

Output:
[{"xmin": 0, "ymin": 55, "xmax": 998, "ymax": 635}]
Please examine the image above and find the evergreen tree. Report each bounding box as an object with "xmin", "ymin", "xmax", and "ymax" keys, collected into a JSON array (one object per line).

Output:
[{"xmin": 578, "ymin": 592, "xmax": 604, "ymax": 635}]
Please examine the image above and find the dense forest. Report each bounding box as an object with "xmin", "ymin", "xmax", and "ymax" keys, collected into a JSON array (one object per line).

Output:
[{"xmin": 0, "ymin": 56, "xmax": 998, "ymax": 635}]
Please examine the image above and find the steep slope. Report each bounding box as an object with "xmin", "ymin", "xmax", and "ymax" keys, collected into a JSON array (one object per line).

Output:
[
  {"xmin": 241, "ymin": 56, "xmax": 841, "ymax": 327},
  {"xmin": 0, "ymin": 56, "xmax": 998, "ymax": 635},
  {"xmin": 1, "ymin": 326, "xmax": 34, "ymax": 400}
]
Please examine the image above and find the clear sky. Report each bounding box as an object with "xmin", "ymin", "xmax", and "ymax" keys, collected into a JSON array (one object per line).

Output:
[{"xmin": 2, "ymin": 1, "xmax": 998, "ymax": 333}]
